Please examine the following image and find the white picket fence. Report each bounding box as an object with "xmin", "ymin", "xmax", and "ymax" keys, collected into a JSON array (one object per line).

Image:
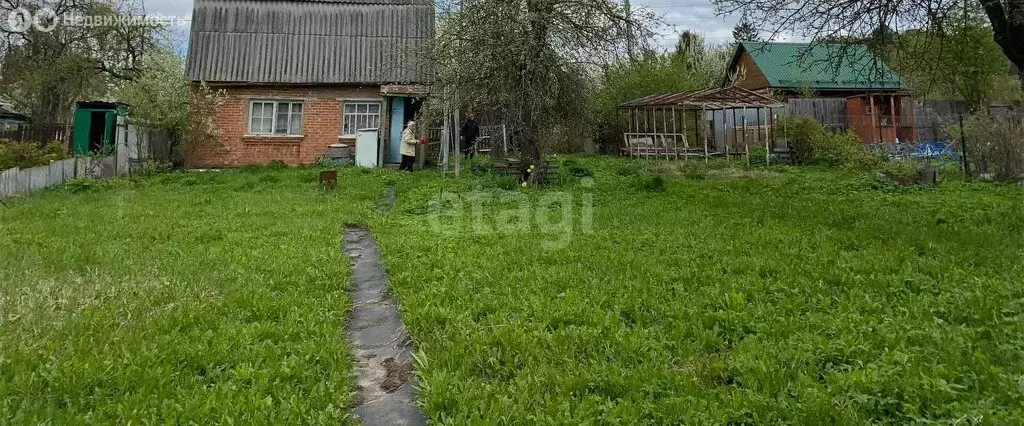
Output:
[{"xmin": 0, "ymin": 156, "xmax": 121, "ymax": 199}]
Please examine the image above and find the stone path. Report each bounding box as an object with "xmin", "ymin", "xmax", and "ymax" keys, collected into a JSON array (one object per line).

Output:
[{"xmin": 342, "ymin": 227, "xmax": 425, "ymax": 426}]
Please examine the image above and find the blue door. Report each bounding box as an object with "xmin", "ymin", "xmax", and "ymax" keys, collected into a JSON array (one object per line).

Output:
[{"xmin": 388, "ymin": 98, "xmax": 405, "ymax": 164}]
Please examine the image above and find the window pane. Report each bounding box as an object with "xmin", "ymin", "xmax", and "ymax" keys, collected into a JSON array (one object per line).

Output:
[
  {"xmin": 291, "ymin": 103, "xmax": 302, "ymax": 114},
  {"xmin": 290, "ymin": 113, "xmax": 302, "ymax": 135},
  {"xmin": 357, "ymin": 104, "xmax": 367, "ymax": 113},
  {"xmin": 259, "ymin": 102, "xmax": 273, "ymax": 120},
  {"xmin": 369, "ymin": 103, "xmax": 380, "ymax": 114},
  {"xmin": 275, "ymin": 107, "xmax": 289, "ymax": 134},
  {"xmin": 345, "ymin": 104, "xmax": 356, "ymax": 114}
]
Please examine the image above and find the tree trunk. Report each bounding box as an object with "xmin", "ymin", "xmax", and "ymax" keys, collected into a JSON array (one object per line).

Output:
[
  {"xmin": 519, "ymin": 0, "xmax": 549, "ymax": 167},
  {"xmin": 981, "ymin": 0, "xmax": 1024, "ymax": 87}
]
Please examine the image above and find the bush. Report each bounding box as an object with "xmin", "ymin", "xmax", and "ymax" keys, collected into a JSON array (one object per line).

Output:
[
  {"xmin": 774, "ymin": 116, "xmax": 821, "ymax": 164},
  {"xmin": 947, "ymin": 113, "xmax": 1024, "ymax": 181},
  {"xmin": 0, "ymin": 141, "xmax": 68, "ymax": 170},
  {"xmin": 775, "ymin": 117, "xmax": 878, "ymax": 168}
]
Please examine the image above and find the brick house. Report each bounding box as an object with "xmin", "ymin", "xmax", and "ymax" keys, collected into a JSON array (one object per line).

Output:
[{"xmin": 185, "ymin": 0, "xmax": 433, "ymax": 167}]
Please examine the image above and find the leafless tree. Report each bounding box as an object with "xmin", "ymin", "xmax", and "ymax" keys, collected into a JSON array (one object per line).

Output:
[{"xmin": 433, "ymin": 0, "xmax": 655, "ymax": 168}]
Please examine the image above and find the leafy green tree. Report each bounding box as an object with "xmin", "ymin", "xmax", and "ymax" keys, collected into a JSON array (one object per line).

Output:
[
  {"xmin": 887, "ymin": 10, "xmax": 1020, "ymax": 109},
  {"xmin": 0, "ymin": 0, "xmax": 156, "ymax": 124},
  {"xmin": 593, "ymin": 33, "xmax": 731, "ymax": 150},
  {"xmin": 115, "ymin": 49, "xmax": 188, "ymax": 134}
]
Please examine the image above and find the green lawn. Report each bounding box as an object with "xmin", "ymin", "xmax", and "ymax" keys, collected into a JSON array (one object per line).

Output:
[{"xmin": 2, "ymin": 158, "xmax": 1023, "ymax": 423}]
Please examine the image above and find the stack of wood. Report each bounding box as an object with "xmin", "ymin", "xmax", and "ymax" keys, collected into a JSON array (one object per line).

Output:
[{"xmin": 493, "ymin": 158, "xmax": 560, "ymax": 184}]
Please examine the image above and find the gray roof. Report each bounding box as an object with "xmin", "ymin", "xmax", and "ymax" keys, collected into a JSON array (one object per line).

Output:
[{"xmin": 186, "ymin": 0, "xmax": 434, "ymax": 84}]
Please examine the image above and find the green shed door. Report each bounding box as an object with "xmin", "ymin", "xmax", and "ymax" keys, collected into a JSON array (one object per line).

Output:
[
  {"xmin": 103, "ymin": 111, "xmax": 117, "ymax": 153},
  {"xmin": 72, "ymin": 108, "xmax": 92, "ymax": 155}
]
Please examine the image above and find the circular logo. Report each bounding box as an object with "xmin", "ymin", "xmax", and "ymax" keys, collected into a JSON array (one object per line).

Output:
[
  {"xmin": 32, "ymin": 7, "xmax": 57, "ymax": 32},
  {"xmin": 6, "ymin": 7, "xmax": 31, "ymax": 33}
]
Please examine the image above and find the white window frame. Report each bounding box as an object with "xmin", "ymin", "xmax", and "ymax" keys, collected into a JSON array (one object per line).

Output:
[
  {"xmin": 341, "ymin": 100, "xmax": 382, "ymax": 137},
  {"xmin": 248, "ymin": 100, "xmax": 304, "ymax": 136}
]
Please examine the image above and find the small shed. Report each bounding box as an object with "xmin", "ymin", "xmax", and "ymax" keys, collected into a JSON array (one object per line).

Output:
[
  {"xmin": 72, "ymin": 101, "xmax": 129, "ymax": 155},
  {"xmin": 726, "ymin": 42, "xmax": 916, "ymax": 143},
  {"xmin": 617, "ymin": 86, "xmax": 784, "ymax": 160},
  {"xmin": 0, "ymin": 104, "xmax": 29, "ymax": 130}
]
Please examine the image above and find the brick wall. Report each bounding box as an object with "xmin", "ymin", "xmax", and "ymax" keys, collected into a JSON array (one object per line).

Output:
[{"xmin": 189, "ymin": 84, "xmax": 381, "ymax": 167}]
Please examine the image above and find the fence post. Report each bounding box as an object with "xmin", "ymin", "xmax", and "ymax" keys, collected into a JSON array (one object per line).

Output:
[{"xmin": 959, "ymin": 114, "xmax": 970, "ymax": 179}]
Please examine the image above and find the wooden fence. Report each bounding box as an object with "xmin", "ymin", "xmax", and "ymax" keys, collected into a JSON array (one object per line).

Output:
[
  {"xmin": 784, "ymin": 98, "xmax": 848, "ymax": 132},
  {"xmin": 0, "ymin": 124, "xmax": 72, "ymax": 145},
  {"xmin": 0, "ymin": 117, "xmax": 168, "ymax": 199},
  {"xmin": 0, "ymin": 156, "xmax": 121, "ymax": 199}
]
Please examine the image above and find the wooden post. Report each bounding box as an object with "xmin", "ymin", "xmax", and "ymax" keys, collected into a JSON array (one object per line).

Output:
[
  {"xmin": 869, "ymin": 95, "xmax": 878, "ymax": 143},
  {"xmin": 454, "ymin": 109, "xmax": 461, "ymax": 177},
  {"xmin": 742, "ymin": 106, "xmax": 748, "ymax": 150},
  {"xmin": 682, "ymin": 107, "xmax": 689, "ymax": 162},
  {"xmin": 742, "ymin": 114, "xmax": 748, "ymax": 157},
  {"xmin": 909, "ymin": 96, "xmax": 918, "ymax": 143},
  {"xmin": 889, "ymin": 95, "xmax": 897, "ymax": 142},
  {"xmin": 622, "ymin": 108, "xmax": 630, "ymax": 157},
  {"xmin": 745, "ymin": 143, "xmax": 750, "ymax": 167},
  {"xmin": 727, "ymin": 109, "xmax": 733, "ymax": 163},
  {"xmin": 702, "ymin": 107, "xmax": 709, "ymax": 164},
  {"xmin": 671, "ymin": 106, "xmax": 679, "ymax": 160},
  {"xmin": 763, "ymin": 109, "xmax": 770, "ymax": 166},
  {"xmin": 502, "ymin": 123, "xmax": 508, "ymax": 155},
  {"xmin": 753, "ymin": 108, "xmax": 760, "ymax": 152}
]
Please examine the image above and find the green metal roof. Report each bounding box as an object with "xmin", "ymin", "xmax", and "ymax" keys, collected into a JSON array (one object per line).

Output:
[{"xmin": 735, "ymin": 42, "xmax": 905, "ymax": 91}]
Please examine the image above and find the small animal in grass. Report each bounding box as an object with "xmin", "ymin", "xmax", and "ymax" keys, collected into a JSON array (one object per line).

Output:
[{"xmin": 319, "ymin": 170, "xmax": 338, "ymax": 190}]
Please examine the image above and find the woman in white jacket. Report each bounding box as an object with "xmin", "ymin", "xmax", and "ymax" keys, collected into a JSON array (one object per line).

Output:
[{"xmin": 399, "ymin": 120, "xmax": 418, "ymax": 172}]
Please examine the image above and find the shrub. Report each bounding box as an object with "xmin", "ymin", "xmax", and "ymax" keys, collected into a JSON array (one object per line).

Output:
[
  {"xmin": 0, "ymin": 141, "xmax": 68, "ymax": 170},
  {"xmin": 775, "ymin": 117, "xmax": 878, "ymax": 168},
  {"xmin": 875, "ymin": 162, "xmax": 923, "ymax": 187},
  {"xmin": 774, "ymin": 116, "xmax": 822, "ymax": 164},
  {"xmin": 134, "ymin": 159, "xmax": 173, "ymax": 177},
  {"xmin": 947, "ymin": 113, "xmax": 1024, "ymax": 181},
  {"xmin": 808, "ymin": 131, "xmax": 870, "ymax": 167}
]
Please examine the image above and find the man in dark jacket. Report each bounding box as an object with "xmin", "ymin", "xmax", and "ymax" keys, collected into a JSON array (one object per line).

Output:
[{"xmin": 461, "ymin": 114, "xmax": 480, "ymax": 159}]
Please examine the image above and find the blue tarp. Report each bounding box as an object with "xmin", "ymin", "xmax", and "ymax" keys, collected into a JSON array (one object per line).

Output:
[{"xmin": 867, "ymin": 140, "xmax": 959, "ymax": 162}]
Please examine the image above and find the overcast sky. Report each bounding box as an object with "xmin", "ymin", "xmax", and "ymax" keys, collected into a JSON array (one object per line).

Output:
[{"xmin": 146, "ymin": 0, "xmax": 749, "ymax": 52}]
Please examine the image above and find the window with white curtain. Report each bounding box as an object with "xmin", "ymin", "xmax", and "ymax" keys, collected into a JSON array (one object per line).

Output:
[
  {"xmin": 342, "ymin": 101, "xmax": 381, "ymax": 136},
  {"xmin": 249, "ymin": 100, "xmax": 304, "ymax": 135}
]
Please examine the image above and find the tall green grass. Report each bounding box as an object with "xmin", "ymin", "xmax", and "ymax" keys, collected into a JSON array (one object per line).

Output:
[{"xmin": 1, "ymin": 157, "xmax": 1023, "ymax": 423}]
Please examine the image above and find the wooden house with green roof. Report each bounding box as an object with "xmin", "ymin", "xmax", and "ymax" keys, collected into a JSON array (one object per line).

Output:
[{"xmin": 727, "ymin": 41, "xmax": 917, "ymax": 143}]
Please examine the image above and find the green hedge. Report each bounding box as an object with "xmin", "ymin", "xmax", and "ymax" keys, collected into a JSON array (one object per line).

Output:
[{"xmin": 0, "ymin": 141, "xmax": 69, "ymax": 170}]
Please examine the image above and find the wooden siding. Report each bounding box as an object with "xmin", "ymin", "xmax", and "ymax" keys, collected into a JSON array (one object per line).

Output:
[{"xmin": 731, "ymin": 51, "xmax": 770, "ymax": 91}]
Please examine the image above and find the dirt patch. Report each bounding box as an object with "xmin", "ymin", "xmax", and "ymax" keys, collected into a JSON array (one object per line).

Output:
[{"xmin": 380, "ymin": 357, "xmax": 415, "ymax": 393}]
